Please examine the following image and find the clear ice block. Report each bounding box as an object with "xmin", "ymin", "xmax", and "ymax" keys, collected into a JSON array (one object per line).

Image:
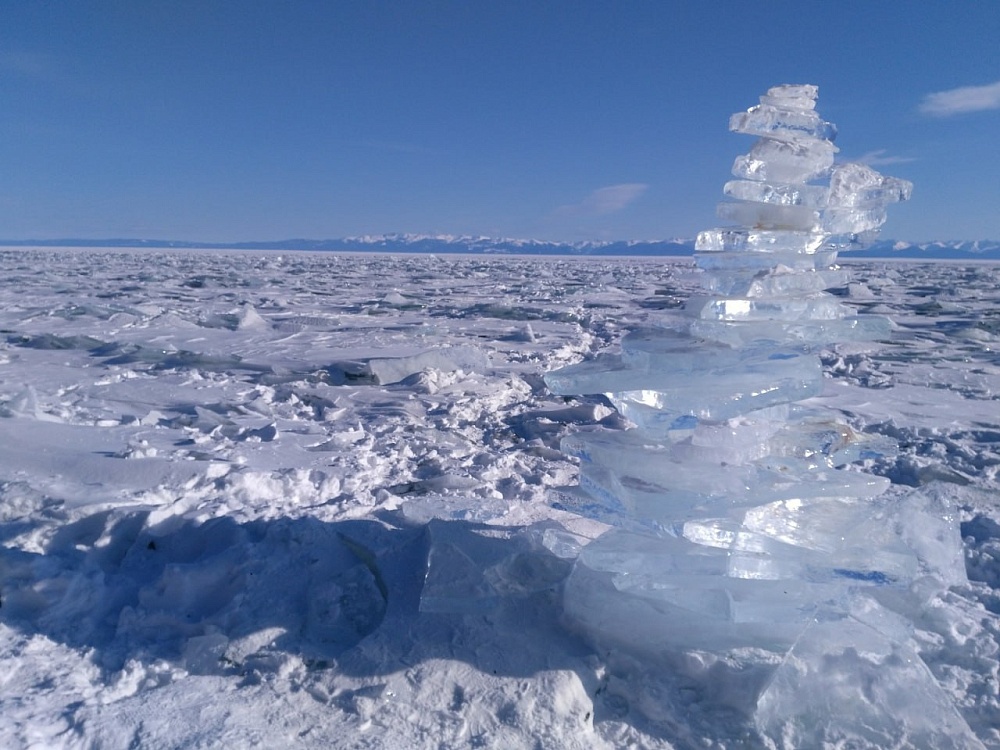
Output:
[
  {"xmin": 758, "ymin": 83, "xmax": 819, "ymax": 111},
  {"xmin": 716, "ymin": 201, "xmax": 820, "ymax": 232},
  {"xmin": 828, "ymin": 162, "xmax": 913, "ymax": 207},
  {"xmin": 821, "ymin": 205, "xmax": 889, "ymax": 234},
  {"xmin": 730, "ymin": 104, "xmax": 838, "ymax": 142},
  {"xmin": 695, "ymin": 228, "xmax": 829, "ymax": 254},
  {"xmin": 606, "ymin": 365, "xmax": 822, "ymax": 426},
  {"xmin": 687, "ymin": 314, "xmax": 892, "ymax": 348},
  {"xmin": 696, "ymin": 268, "xmax": 849, "ymax": 297},
  {"xmin": 685, "ymin": 294, "xmax": 847, "ymax": 322},
  {"xmin": 723, "ymin": 179, "xmax": 830, "ymax": 208},
  {"xmin": 731, "ymin": 137, "xmax": 837, "ymax": 183},
  {"xmin": 695, "ymin": 249, "xmax": 838, "ymax": 273}
]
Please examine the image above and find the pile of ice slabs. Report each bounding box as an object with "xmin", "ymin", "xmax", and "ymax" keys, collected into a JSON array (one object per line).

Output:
[{"xmin": 545, "ymin": 85, "xmax": 981, "ymax": 747}]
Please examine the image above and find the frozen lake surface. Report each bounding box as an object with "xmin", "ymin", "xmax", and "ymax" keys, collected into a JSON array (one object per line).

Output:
[{"xmin": 1, "ymin": 247, "xmax": 999, "ymax": 748}]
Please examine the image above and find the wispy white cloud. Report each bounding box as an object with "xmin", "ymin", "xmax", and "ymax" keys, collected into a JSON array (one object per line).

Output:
[
  {"xmin": 854, "ymin": 149, "xmax": 916, "ymax": 166},
  {"xmin": 919, "ymin": 80, "xmax": 1000, "ymax": 117},
  {"xmin": 554, "ymin": 183, "xmax": 648, "ymax": 218}
]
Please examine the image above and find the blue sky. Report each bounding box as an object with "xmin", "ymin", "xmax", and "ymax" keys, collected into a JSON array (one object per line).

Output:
[{"xmin": 1, "ymin": 2, "xmax": 998, "ymax": 243}]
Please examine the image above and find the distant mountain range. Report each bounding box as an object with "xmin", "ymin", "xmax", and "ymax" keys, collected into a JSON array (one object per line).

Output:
[{"xmin": 3, "ymin": 234, "xmax": 1000, "ymax": 259}]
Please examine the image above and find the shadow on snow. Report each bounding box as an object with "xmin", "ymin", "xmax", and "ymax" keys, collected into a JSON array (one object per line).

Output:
[{"xmin": 0, "ymin": 508, "xmax": 598, "ymax": 681}]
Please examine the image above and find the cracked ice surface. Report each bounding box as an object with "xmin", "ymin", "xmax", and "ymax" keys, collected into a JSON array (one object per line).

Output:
[{"xmin": 0, "ymin": 243, "xmax": 999, "ymax": 747}]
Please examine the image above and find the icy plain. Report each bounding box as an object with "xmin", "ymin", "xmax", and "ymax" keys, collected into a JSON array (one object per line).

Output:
[{"xmin": 1, "ymin": 246, "xmax": 1000, "ymax": 748}]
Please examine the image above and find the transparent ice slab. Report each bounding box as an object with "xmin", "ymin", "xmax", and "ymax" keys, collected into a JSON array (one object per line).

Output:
[
  {"xmin": 730, "ymin": 104, "xmax": 837, "ymax": 142},
  {"xmin": 564, "ymin": 430, "xmax": 889, "ymax": 512},
  {"xmin": 731, "ymin": 137, "xmax": 837, "ymax": 183},
  {"xmin": 681, "ymin": 410, "xmax": 899, "ymax": 465},
  {"xmin": 687, "ymin": 314, "xmax": 891, "ymax": 347},
  {"xmin": 419, "ymin": 520, "xmax": 570, "ymax": 614},
  {"xmin": 829, "ymin": 162, "xmax": 913, "ymax": 207},
  {"xmin": 566, "ymin": 483, "xmax": 964, "ymax": 602},
  {"xmin": 542, "ymin": 352, "xmax": 640, "ymax": 396},
  {"xmin": 607, "ymin": 373, "xmax": 821, "ymax": 427},
  {"xmin": 564, "ymin": 530, "xmax": 824, "ymax": 652},
  {"xmin": 758, "ymin": 83, "xmax": 818, "ymax": 111},
  {"xmin": 696, "ymin": 228, "xmax": 829, "ymax": 254},
  {"xmin": 723, "ymin": 165, "xmax": 912, "ymax": 215},
  {"xmin": 685, "ymin": 294, "xmax": 848, "ymax": 322},
  {"xmin": 545, "ymin": 329, "xmax": 817, "ymax": 399},
  {"xmin": 723, "ymin": 179, "xmax": 831, "ymax": 208},
  {"xmin": 697, "ymin": 268, "xmax": 850, "ymax": 297},
  {"xmin": 764, "ymin": 419, "xmax": 899, "ymax": 464},
  {"xmin": 574, "ymin": 463, "xmax": 890, "ymax": 534},
  {"xmin": 686, "ymin": 498, "xmax": 915, "ymax": 558},
  {"xmin": 581, "ymin": 352, "xmax": 824, "ymax": 425},
  {"xmin": 821, "ymin": 205, "xmax": 889, "ymax": 234},
  {"xmin": 618, "ymin": 326, "xmax": 801, "ymax": 368},
  {"xmin": 716, "ymin": 200, "xmax": 820, "ymax": 232},
  {"xmin": 564, "ymin": 480, "xmax": 965, "ymax": 655},
  {"xmin": 695, "ymin": 249, "xmax": 838, "ymax": 273}
]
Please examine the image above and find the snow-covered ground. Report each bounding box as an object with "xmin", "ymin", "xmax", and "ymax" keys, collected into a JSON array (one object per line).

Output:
[{"xmin": 1, "ymin": 247, "xmax": 998, "ymax": 749}]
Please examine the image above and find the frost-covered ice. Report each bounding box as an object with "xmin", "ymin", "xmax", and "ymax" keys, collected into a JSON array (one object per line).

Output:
[{"xmin": 1, "ymin": 246, "xmax": 1000, "ymax": 748}]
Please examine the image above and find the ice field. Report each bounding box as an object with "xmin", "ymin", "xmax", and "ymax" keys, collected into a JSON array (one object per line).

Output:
[{"xmin": 1, "ymin": 246, "xmax": 1000, "ymax": 748}]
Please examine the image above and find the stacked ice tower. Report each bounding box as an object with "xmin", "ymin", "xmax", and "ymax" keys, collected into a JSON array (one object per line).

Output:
[{"xmin": 545, "ymin": 86, "xmax": 976, "ymax": 742}]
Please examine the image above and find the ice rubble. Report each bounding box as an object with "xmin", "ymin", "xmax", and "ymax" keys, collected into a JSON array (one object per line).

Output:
[{"xmin": 545, "ymin": 85, "xmax": 979, "ymax": 745}]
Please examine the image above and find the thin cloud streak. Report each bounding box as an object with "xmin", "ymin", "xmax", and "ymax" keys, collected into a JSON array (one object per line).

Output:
[
  {"xmin": 919, "ymin": 80, "xmax": 1000, "ymax": 117},
  {"xmin": 582, "ymin": 183, "xmax": 648, "ymax": 214},
  {"xmin": 554, "ymin": 183, "xmax": 648, "ymax": 218},
  {"xmin": 854, "ymin": 149, "xmax": 916, "ymax": 167}
]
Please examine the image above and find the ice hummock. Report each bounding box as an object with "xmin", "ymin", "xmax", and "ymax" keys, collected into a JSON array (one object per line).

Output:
[{"xmin": 543, "ymin": 84, "xmax": 975, "ymax": 743}]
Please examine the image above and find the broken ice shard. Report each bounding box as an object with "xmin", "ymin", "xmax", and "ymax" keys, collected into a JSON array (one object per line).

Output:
[{"xmin": 546, "ymin": 84, "xmax": 976, "ymax": 742}]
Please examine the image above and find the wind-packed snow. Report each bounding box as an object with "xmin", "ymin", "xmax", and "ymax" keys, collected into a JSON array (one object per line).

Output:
[{"xmin": 1, "ymin": 246, "xmax": 999, "ymax": 748}]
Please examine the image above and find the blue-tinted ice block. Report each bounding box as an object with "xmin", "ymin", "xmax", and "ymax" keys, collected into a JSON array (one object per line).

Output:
[
  {"xmin": 606, "ymin": 359, "xmax": 823, "ymax": 426},
  {"xmin": 696, "ymin": 250, "xmax": 838, "ymax": 273},
  {"xmin": 563, "ymin": 430, "xmax": 890, "ymax": 526},
  {"xmin": 687, "ymin": 314, "xmax": 891, "ymax": 348}
]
